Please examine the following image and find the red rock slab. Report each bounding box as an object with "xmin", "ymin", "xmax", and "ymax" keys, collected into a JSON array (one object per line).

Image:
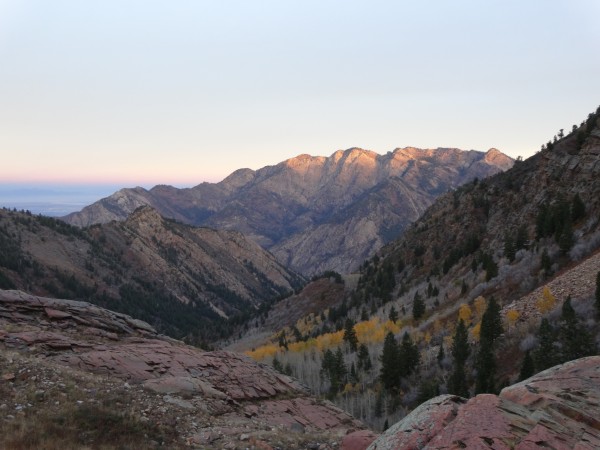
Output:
[
  {"xmin": 368, "ymin": 395, "xmax": 465, "ymax": 450},
  {"xmin": 8, "ymin": 331, "xmax": 71, "ymax": 345},
  {"xmin": 428, "ymin": 394, "xmax": 515, "ymax": 449},
  {"xmin": 257, "ymin": 398, "xmax": 360, "ymax": 432},
  {"xmin": 369, "ymin": 357, "xmax": 600, "ymax": 450},
  {"xmin": 44, "ymin": 308, "xmax": 72, "ymax": 319},
  {"xmin": 341, "ymin": 430, "xmax": 378, "ymax": 450}
]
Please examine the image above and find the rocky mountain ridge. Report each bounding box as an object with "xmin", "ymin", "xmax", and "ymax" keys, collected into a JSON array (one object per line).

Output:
[
  {"xmin": 0, "ymin": 206, "xmax": 303, "ymax": 343},
  {"xmin": 370, "ymin": 112, "xmax": 600, "ymax": 310},
  {"xmin": 63, "ymin": 147, "xmax": 513, "ymax": 274}
]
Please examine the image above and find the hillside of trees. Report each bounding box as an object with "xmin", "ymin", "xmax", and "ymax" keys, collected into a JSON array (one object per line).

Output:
[{"xmin": 234, "ymin": 106, "xmax": 600, "ymax": 429}]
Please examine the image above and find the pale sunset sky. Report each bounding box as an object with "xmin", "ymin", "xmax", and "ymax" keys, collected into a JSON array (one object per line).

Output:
[{"xmin": 1, "ymin": 0, "xmax": 599, "ymax": 192}]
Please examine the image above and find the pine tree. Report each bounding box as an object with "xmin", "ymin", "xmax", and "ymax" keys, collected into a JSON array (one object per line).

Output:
[
  {"xmin": 437, "ymin": 341, "xmax": 445, "ymax": 367},
  {"xmin": 343, "ymin": 318, "xmax": 358, "ymax": 352},
  {"xmin": 480, "ymin": 297, "xmax": 503, "ymax": 343},
  {"xmin": 533, "ymin": 318, "xmax": 558, "ymax": 371},
  {"xmin": 398, "ymin": 332, "xmax": 420, "ymax": 377},
  {"xmin": 448, "ymin": 319, "xmax": 470, "ymax": 397},
  {"xmin": 321, "ymin": 348, "xmax": 347, "ymax": 395},
  {"xmin": 571, "ymin": 193, "xmax": 585, "ymax": 222},
  {"xmin": 360, "ymin": 307, "xmax": 369, "ymax": 321},
  {"xmin": 278, "ymin": 331, "xmax": 288, "ymax": 350},
  {"xmin": 559, "ymin": 297, "xmax": 596, "ymax": 362},
  {"xmin": 519, "ymin": 350, "xmax": 535, "ymax": 381},
  {"xmin": 475, "ymin": 297, "xmax": 503, "ymax": 394},
  {"xmin": 374, "ymin": 390, "xmax": 384, "ymax": 418},
  {"xmin": 273, "ymin": 355, "xmax": 284, "ymax": 373},
  {"xmin": 349, "ymin": 362, "xmax": 358, "ymax": 383},
  {"xmin": 380, "ymin": 332, "xmax": 400, "ymax": 391},
  {"xmin": 452, "ymin": 319, "xmax": 470, "ymax": 364},
  {"xmin": 388, "ymin": 305, "xmax": 399, "ymax": 324},
  {"xmin": 412, "ymin": 292, "xmax": 425, "ymax": 321},
  {"xmin": 541, "ymin": 248, "xmax": 552, "ymax": 278},
  {"xmin": 504, "ymin": 233, "xmax": 516, "ymax": 262},
  {"xmin": 357, "ymin": 344, "xmax": 372, "ymax": 372},
  {"xmin": 559, "ymin": 220, "xmax": 574, "ymax": 255},
  {"xmin": 515, "ymin": 225, "xmax": 528, "ymax": 251}
]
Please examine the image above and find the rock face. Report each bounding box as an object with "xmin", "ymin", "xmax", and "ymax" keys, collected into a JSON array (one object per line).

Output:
[
  {"xmin": 368, "ymin": 356, "xmax": 600, "ymax": 450},
  {"xmin": 0, "ymin": 290, "xmax": 364, "ymax": 447},
  {"xmin": 63, "ymin": 147, "xmax": 512, "ymax": 274}
]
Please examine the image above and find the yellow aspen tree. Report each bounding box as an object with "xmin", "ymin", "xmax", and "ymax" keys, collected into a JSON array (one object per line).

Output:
[
  {"xmin": 536, "ymin": 286, "xmax": 556, "ymax": 314},
  {"xmin": 474, "ymin": 296, "xmax": 486, "ymax": 318},
  {"xmin": 506, "ymin": 309, "xmax": 520, "ymax": 330},
  {"xmin": 458, "ymin": 303, "xmax": 473, "ymax": 324}
]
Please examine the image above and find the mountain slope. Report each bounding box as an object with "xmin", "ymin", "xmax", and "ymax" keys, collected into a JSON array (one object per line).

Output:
[
  {"xmin": 63, "ymin": 147, "xmax": 513, "ymax": 274},
  {"xmin": 0, "ymin": 206, "xmax": 303, "ymax": 343},
  {"xmin": 228, "ymin": 106, "xmax": 600, "ymax": 430}
]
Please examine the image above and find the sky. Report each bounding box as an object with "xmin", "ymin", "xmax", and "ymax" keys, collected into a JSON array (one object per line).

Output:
[{"xmin": 1, "ymin": 0, "xmax": 599, "ymax": 190}]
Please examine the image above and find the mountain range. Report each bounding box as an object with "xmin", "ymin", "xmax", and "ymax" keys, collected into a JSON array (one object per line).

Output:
[
  {"xmin": 63, "ymin": 147, "xmax": 513, "ymax": 274},
  {"xmin": 1, "ymin": 107, "xmax": 599, "ymax": 449},
  {"xmin": 0, "ymin": 205, "xmax": 302, "ymax": 343}
]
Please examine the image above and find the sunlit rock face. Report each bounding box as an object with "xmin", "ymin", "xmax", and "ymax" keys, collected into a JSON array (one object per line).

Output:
[{"xmin": 63, "ymin": 147, "xmax": 512, "ymax": 274}]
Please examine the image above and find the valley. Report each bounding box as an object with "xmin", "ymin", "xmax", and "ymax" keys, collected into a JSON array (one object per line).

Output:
[{"xmin": 1, "ymin": 107, "xmax": 600, "ymax": 449}]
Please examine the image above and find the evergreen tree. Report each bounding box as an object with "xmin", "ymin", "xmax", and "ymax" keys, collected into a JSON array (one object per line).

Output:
[
  {"xmin": 388, "ymin": 305, "xmax": 399, "ymax": 324},
  {"xmin": 504, "ymin": 233, "xmax": 516, "ymax": 262},
  {"xmin": 357, "ymin": 344, "xmax": 372, "ymax": 372},
  {"xmin": 452, "ymin": 319, "xmax": 470, "ymax": 364},
  {"xmin": 519, "ymin": 350, "xmax": 535, "ymax": 381},
  {"xmin": 360, "ymin": 307, "xmax": 369, "ymax": 321},
  {"xmin": 278, "ymin": 331, "xmax": 288, "ymax": 350},
  {"xmin": 475, "ymin": 297, "xmax": 503, "ymax": 394},
  {"xmin": 380, "ymin": 332, "xmax": 400, "ymax": 391},
  {"xmin": 475, "ymin": 339, "xmax": 496, "ymax": 394},
  {"xmin": 480, "ymin": 297, "xmax": 503, "ymax": 343},
  {"xmin": 571, "ymin": 193, "xmax": 586, "ymax": 222},
  {"xmin": 374, "ymin": 390, "xmax": 384, "ymax": 418},
  {"xmin": 273, "ymin": 355, "xmax": 284, "ymax": 373},
  {"xmin": 559, "ymin": 220, "xmax": 574, "ymax": 255},
  {"xmin": 533, "ymin": 318, "xmax": 558, "ymax": 371},
  {"xmin": 515, "ymin": 224, "xmax": 528, "ymax": 251},
  {"xmin": 398, "ymin": 332, "xmax": 420, "ymax": 377},
  {"xmin": 541, "ymin": 248, "xmax": 552, "ymax": 278},
  {"xmin": 343, "ymin": 318, "xmax": 358, "ymax": 352},
  {"xmin": 349, "ymin": 362, "xmax": 358, "ymax": 383},
  {"xmin": 437, "ymin": 341, "xmax": 445, "ymax": 367},
  {"xmin": 559, "ymin": 297, "xmax": 596, "ymax": 361},
  {"xmin": 412, "ymin": 292, "xmax": 425, "ymax": 321},
  {"xmin": 448, "ymin": 319, "xmax": 470, "ymax": 397},
  {"xmin": 321, "ymin": 348, "xmax": 347, "ymax": 395}
]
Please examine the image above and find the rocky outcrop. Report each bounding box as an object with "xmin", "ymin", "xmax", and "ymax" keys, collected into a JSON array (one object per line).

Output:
[
  {"xmin": 368, "ymin": 356, "xmax": 600, "ymax": 449},
  {"xmin": 63, "ymin": 147, "xmax": 512, "ymax": 274},
  {"xmin": 0, "ymin": 290, "xmax": 364, "ymax": 447}
]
